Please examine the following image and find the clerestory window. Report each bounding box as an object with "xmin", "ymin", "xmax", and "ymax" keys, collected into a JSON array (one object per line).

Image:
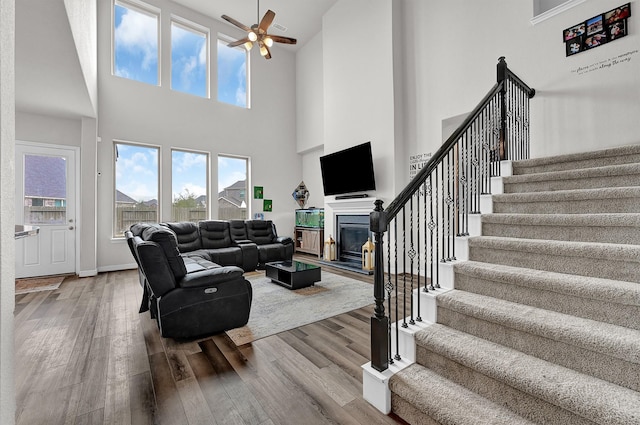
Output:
[
  {"xmin": 217, "ymin": 35, "xmax": 250, "ymax": 108},
  {"xmin": 171, "ymin": 18, "xmax": 209, "ymax": 98},
  {"xmin": 113, "ymin": 0, "xmax": 160, "ymax": 86}
]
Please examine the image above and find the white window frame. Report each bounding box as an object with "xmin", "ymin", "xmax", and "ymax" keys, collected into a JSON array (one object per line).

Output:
[
  {"xmin": 170, "ymin": 16, "xmax": 210, "ymax": 98},
  {"xmin": 112, "ymin": 0, "xmax": 161, "ymax": 86}
]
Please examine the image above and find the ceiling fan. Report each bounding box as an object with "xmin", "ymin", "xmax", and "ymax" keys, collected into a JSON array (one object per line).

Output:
[{"xmin": 222, "ymin": 0, "xmax": 297, "ymax": 59}]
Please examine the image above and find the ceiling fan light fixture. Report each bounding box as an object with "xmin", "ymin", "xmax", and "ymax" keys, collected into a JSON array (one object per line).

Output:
[
  {"xmin": 248, "ymin": 31, "xmax": 258, "ymax": 42},
  {"xmin": 243, "ymin": 41, "xmax": 254, "ymax": 51},
  {"xmin": 264, "ymin": 36, "xmax": 273, "ymax": 47},
  {"xmin": 259, "ymin": 42, "xmax": 269, "ymax": 57}
]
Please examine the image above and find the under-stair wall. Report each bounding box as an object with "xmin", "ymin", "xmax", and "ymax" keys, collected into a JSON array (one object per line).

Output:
[{"xmin": 387, "ymin": 144, "xmax": 640, "ymax": 424}]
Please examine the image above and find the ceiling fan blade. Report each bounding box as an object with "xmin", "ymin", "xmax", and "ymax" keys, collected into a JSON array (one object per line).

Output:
[
  {"xmin": 221, "ymin": 15, "xmax": 251, "ymax": 32},
  {"xmin": 227, "ymin": 37, "xmax": 250, "ymax": 48},
  {"xmin": 269, "ymin": 35, "xmax": 297, "ymax": 45},
  {"xmin": 258, "ymin": 10, "xmax": 276, "ymax": 32}
]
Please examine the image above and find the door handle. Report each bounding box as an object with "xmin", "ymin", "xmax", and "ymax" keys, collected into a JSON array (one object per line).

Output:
[{"xmin": 69, "ymin": 226, "xmax": 75, "ymax": 230}]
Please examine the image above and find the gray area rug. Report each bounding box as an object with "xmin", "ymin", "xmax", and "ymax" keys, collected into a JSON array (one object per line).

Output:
[{"xmin": 225, "ymin": 270, "xmax": 373, "ymax": 345}]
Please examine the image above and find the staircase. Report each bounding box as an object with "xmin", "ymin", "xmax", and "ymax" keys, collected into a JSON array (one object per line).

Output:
[{"xmin": 388, "ymin": 144, "xmax": 640, "ymax": 424}]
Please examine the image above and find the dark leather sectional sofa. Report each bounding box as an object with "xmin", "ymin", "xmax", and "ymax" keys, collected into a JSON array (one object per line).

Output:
[
  {"xmin": 125, "ymin": 219, "xmax": 293, "ymax": 339},
  {"xmin": 161, "ymin": 219, "xmax": 294, "ymax": 270}
]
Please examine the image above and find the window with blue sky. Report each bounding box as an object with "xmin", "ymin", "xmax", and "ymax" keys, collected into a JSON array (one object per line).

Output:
[
  {"xmin": 114, "ymin": 0, "xmax": 159, "ymax": 85},
  {"xmin": 114, "ymin": 142, "xmax": 159, "ymax": 236},
  {"xmin": 172, "ymin": 150, "xmax": 208, "ymax": 221},
  {"xmin": 171, "ymin": 20, "xmax": 208, "ymax": 98},
  {"xmin": 217, "ymin": 37, "xmax": 249, "ymax": 108},
  {"xmin": 218, "ymin": 155, "xmax": 248, "ymax": 220}
]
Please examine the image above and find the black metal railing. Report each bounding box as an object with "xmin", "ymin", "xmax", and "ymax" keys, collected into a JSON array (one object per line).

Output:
[{"xmin": 370, "ymin": 57, "xmax": 535, "ymax": 372}]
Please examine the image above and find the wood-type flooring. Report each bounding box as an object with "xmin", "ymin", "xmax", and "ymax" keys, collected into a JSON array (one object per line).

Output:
[{"xmin": 14, "ymin": 256, "xmax": 406, "ymax": 425}]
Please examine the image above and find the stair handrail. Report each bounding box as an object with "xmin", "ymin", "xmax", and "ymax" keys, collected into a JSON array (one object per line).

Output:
[{"xmin": 369, "ymin": 57, "xmax": 535, "ymax": 372}]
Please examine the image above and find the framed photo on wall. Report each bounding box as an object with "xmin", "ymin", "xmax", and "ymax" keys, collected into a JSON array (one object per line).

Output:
[{"xmin": 563, "ymin": 3, "xmax": 631, "ymax": 57}]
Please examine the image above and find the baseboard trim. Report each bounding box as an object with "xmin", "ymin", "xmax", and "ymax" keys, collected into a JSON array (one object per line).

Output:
[
  {"xmin": 78, "ymin": 269, "xmax": 98, "ymax": 278},
  {"xmin": 97, "ymin": 263, "xmax": 137, "ymax": 273}
]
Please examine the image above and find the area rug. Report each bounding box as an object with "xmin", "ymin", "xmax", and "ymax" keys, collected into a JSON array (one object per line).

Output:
[
  {"xmin": 225, "ymin": 271, "xmax": 374, "ymax": 346},
  {"xmin": 15, "ymin": 275, "xmax": 65, "ymax": 295}
]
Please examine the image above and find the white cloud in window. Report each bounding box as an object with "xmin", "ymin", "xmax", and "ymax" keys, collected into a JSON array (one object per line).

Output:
[{"xmin": 115, "ymin": 7, "xmax": 158, "ymax": 71}]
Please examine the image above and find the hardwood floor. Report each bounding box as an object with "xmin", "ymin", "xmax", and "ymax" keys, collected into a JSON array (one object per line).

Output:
[{"xmin": 14, "ymin": 257, "xmax": 406, "ymax": 425}]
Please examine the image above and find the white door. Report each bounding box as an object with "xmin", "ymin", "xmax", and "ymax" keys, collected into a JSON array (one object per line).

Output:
[{"xmin": 15, "ymin": 143, "xmax": 77, "ymax": 278}]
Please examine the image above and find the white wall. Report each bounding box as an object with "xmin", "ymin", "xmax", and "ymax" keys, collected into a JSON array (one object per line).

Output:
[
  {"xmin": 321, "ymin": 0, "xmax": 397, "ymax": 235},
  {"xmin": 63, "ymin": 0, "xmax": 98, "ymax": 116},
  {"xmin": 296, "ymin": 32, "xmax": 324, "ymax": 154},
  {"xmin": 399, "ymin": 0, "xmax": 640, "ymax": 163},
  {"xmin": 96, "ymin": 0, "xmax": 300, "ymax": 270},
  {"xmin": 0, "ymin": 0, "xmax": 15, "ymax": 422}
]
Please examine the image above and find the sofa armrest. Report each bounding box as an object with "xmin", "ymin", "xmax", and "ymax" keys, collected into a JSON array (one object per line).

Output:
[
  {"xmin": 234, "ymin": 239, "xmax": 254, "ymax": 245},
  {"xmin": 276, "ymin": 236, "xmax": 293, "ymax": 245},
  {"xmin": 179, "ymin": 266, "xmax": 244, "ymax": 289},
  {"xmin": 238, "ymin": 242, "xmax": 259, "ymax": 271}
]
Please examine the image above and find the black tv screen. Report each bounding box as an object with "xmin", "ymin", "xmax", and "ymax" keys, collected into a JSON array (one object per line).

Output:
[{"xmin": 320, "ymin": 142, "xmax": 376, "ymax": 196}]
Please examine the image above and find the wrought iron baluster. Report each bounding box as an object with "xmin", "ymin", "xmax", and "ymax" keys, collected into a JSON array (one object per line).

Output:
[{"xmin": 409, "ymin": 197, "xmax": 415, "ymax": 325}]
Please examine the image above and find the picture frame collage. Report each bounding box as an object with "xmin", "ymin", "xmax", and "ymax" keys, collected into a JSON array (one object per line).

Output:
[{"xmin": 564, "ymin": 3, "xmax": 631, "ymax": 56}]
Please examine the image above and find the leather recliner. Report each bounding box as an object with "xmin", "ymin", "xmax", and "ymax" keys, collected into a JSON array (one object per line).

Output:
[{"xmin": 126, "ymin": 224, "xmax": 252, "ymax": 339}]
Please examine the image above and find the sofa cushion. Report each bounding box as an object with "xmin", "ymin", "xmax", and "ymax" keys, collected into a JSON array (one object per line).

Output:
[
  {"xmin": 183, "ymin": 256, "xmax": 220, "ymax": 274},
  {"xmin": 199, "ymin": 220, "xmax": 233, "ymax": 249},
  {"xmin": 141, "ymin": 224, "xmax": 187, "ymax": 280},
  {"xmin": 161, "ymin": 222, "xmax": 202, "ymax": 252},
  {"xmin": 229, "ymin": 220, "xmax": 248, "ymax": 242},
  {"xmin": 207, "ymin": 247, "xmax": 243, "ymax": 268},
  {"xmin": 245, "ymin": 220, "xmax": 276, "ymax": 245}
]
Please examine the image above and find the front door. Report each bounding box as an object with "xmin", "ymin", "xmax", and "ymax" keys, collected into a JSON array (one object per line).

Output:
[{"xmin": 15, "ymin": 142, "xmax": 77, "ymax": 278}]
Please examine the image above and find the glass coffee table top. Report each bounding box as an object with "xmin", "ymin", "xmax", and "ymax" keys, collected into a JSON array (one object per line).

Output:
[{"xmin": 268, "ymin": 260, "xmax": 320, "ymax": 272}]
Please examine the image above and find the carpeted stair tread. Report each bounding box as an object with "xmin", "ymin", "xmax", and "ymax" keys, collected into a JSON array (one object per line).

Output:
[
  {"xmin": 454, "ymin": 261, "xmax": 640, "ymax": 308},
  {"xmin": 513, "ymin": 144, "xmax": 640, "ymax": 175},
  {"xmin": 437, "ymin": 289, "xmax": 640, "ymax": 365},
  {"xmin": 481, "ymin": 213, "xmax": 640, "ymax": 244},
  {"xmin": 504, "ymin": 163, "xmax": 640, "ymax": 192},
  {"xmin": 468, "ymin": 236, "xmax": 640, "ymax": 282},
  {"xmin": 390, "ymin": 363, "xmax": 538, "ymax": 425},
  {"xmin": 493, "ymin": 186, "xmax": 640, "ymax": 203},
  {"xmin": 481, "ymin": 212, "xmax": 640, "ymax": 227},
  {"xmin": 413, "ymin": 324, "xmax": 640, "ymax": 424},
  {"xmin": 492, "ymin": 186, "xmax": 640, "ymax": 214}
]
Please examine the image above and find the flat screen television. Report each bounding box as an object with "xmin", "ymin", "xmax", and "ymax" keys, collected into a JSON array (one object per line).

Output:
[{"xmin": 320, "ymin": 142, "xmax": 376, "ymax": 196}]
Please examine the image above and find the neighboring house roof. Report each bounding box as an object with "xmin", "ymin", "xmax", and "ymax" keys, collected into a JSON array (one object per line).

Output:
[
  {"xmin": 225, "ymin": 180, "xmax": 246, "ymax": 191},
  {"xmin": 218, "ymin": 196, "xmax": 246, "ymax": 208},
  {"xmin": 143, "ymin": 199, "xmax": 158, "ymax": 207},
  {"xmin": 116, "ymin": 190, "xmax": 137, "ymax": 204},
  {"xmin": 195, "ymin": 195, "xmax": 207, "ymax": 206},
  {"xmin": 24, "ymin": 155, "xmax": 66, "ymax": 199}
]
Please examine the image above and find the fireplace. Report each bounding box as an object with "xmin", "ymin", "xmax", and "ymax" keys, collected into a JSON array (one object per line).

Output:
[{"xmin": 336, "ymin": 215, "xmax": 370, "ymax": 266}]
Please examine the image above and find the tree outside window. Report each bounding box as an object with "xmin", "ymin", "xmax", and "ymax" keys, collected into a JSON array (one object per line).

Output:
[{"xmin": 172, "ymin": 150, "xmax": 208, "ymax": 222}]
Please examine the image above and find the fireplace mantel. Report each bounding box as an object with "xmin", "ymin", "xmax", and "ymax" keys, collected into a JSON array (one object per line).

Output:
[{"xmin": 326, "ymin": 197, "xmax": 377, "ymax": 214}]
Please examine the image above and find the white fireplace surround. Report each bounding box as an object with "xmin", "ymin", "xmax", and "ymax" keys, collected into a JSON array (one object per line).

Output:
[{"xmin": 324, "ymin": 197, "xmax": 378, "ymax": 248}]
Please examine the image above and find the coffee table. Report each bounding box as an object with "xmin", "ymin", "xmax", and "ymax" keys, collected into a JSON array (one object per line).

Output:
[{"xmin": 265, "ymin": 260, "xmax": 321, "ymax": 290}]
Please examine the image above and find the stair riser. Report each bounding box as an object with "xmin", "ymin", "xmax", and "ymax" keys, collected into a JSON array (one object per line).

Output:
[
  {"xmin": 436, "ymin": 307, "xmax": 640, "ymax": 392},
  {"xmin": 504, "ymin": 173, "xmax": 640, "ymax": 193},
  {"xmin": 468, "ymin": 246, "xmax": 640, "ymax": 283},
  {"xmin": 453, "ymin": 272, "xmax": 640, "ymax": 330},
  {"xmin": 415, "ymin": 346, "xmax": 594, "ymax": 425},
  {"xmin": 513, "ymin": 153, "xmax": 640, "ymax": 175},
  {"xmin": 482, "ymin": 222, "xmax": 640, "ymax": 245},
  {"xmin": 493, "ymin": 197, "xmax": 640, "ymax": 214},
  {"xmin": 390, "ymin": 396, "xmax": 441, "ymax": 425}
]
